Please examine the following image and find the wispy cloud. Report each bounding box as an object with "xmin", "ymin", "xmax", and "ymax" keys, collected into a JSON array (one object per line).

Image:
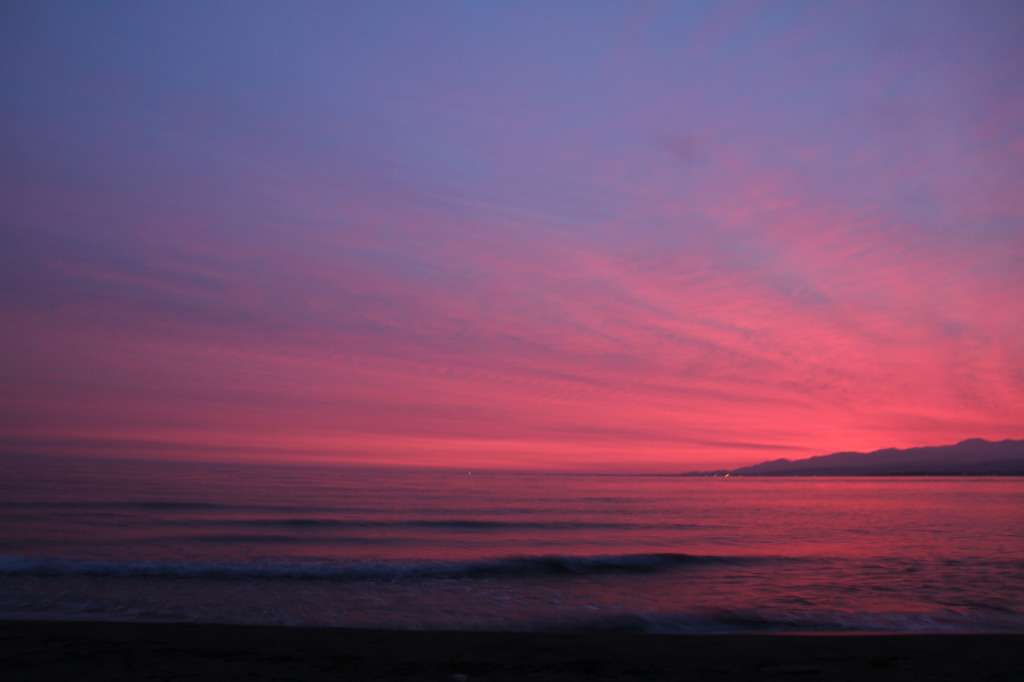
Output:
[{"xmin": 1, "ymin": 1, "xmax": 1021, "ymax": 470}]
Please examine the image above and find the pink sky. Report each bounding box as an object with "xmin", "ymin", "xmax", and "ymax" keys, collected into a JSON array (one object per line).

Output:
[{"xmin": 2, "ymin": 1, "xmax": 1022, "ymax": 471}]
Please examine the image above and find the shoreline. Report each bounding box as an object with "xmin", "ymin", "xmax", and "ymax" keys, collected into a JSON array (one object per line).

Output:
[{"xmin": 2, "ymin": 620, "xmax": 1023, "ymax": 680}]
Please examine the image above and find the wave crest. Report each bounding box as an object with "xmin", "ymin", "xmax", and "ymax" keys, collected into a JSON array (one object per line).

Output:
[{"xmin": 0, "ymin": 552, "xmax": 741, "ymax": 581}]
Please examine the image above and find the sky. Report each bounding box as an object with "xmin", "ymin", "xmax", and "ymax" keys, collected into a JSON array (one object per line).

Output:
[{"xmin": 1, "ymin": 1, "xmax": 1022, "ymax": 472}]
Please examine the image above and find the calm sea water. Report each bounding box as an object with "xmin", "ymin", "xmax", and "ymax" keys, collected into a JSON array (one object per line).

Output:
[{"xmin": 1, "ymin": 456, "xmax": 1022, "ymax": 633}]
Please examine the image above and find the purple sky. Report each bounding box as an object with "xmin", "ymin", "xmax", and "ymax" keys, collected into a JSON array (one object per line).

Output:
[{"xmin": 2, "ymin": 1, "xmax": 1022, "ymax": 471}]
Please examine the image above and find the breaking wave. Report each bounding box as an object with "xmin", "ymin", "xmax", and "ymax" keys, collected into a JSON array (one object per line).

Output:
[{"xmin": 0, "ymin": 552, "xmax": 750, "ymax": 582}]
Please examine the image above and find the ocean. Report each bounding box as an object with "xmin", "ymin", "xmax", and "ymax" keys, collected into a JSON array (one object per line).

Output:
[{"xmin": 1, "ymin": 456, "xmax": 1022, "ymax": 634}]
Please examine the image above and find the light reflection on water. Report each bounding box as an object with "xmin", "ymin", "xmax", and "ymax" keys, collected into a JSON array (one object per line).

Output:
[{"xmin": 1, "ymin": 456, "xmax": 1022, "ymax": 632}]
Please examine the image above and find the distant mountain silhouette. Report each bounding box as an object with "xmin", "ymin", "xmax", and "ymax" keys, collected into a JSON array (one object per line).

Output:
[{"xmin": 681, "ymin": 438, "xmax": 1024, "ymax": 476}]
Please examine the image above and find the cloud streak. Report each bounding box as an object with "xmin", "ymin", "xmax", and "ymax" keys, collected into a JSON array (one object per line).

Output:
[{"xmin": 1, "ymin": 1, "xmax": 1022, "ymax": 470}]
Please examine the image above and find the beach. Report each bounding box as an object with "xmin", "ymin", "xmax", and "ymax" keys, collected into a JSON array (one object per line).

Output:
[{"xmin": 2, "ymin": 620, "xmax": 1022, "ymax": 681}]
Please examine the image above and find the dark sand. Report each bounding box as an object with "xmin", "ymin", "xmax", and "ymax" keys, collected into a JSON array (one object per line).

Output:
[{"xmin": 1, "ymin": 620, "xmax": 1022, "ymax": 681}]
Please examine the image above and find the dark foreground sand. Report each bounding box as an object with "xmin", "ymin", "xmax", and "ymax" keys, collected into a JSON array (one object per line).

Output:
[{"xmin": 1, "ymin": 620, "xmax": 1022, "ymax": 681}]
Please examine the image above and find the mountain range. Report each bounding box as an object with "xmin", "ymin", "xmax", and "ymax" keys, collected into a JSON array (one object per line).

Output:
[{"xmin": 681, "ymin": 438, "xmax": 1024, "ymax": 476}]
